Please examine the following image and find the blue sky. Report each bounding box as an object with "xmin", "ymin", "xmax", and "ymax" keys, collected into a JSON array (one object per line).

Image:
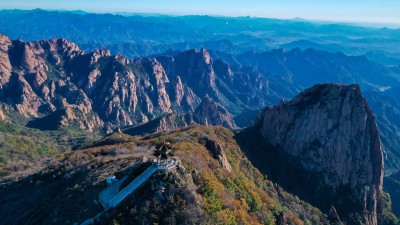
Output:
[{"xmin": 1, "ymin": 0, "xmax": 400, "ymax": 26}]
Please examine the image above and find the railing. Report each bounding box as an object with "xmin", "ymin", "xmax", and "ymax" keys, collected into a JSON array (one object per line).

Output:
[
  {"xmin": 109, "ymin": 158, "xmax": 180, "ymax": 207},
  {"xmin": 81, "ymin": 158, "xmax": 181, "ymax": 225},
  {"xmin": 108, "ymin": 164, "xmax": 158, "ymax": 207},
  {"xmin": 158, "ymin": 158, "xmax": 180, "ymax": 171}
]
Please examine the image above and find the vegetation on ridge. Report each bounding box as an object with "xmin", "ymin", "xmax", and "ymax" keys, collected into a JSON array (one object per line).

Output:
[
  {"xmin": 0, "ymin": 125, "xmax": 329, "ymax": 225},
  {"xmin": 0, "ymin": 119, "xmax": 99, "ymax": 177}
]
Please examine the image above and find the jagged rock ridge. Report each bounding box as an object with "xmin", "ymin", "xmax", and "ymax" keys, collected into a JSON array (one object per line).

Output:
[
  {"xmin": 123, "ymin": 96, "xmax": 236, "ymax": 136},
  {"xmin": 258, "ymin": 83, "xmax": 383, "ymax": 225},
  {"xmin": 193, "ymin": 95, "xmax": 236, "ymax": 128},
  {"xmin": 0, "ymin": 34, "xmax": 271, "ymax": 131}
]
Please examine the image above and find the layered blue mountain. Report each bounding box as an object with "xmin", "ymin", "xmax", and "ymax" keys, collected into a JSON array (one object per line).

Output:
[{"xmin": 1, "ymin": 9, "xmax": 400, "ymax": 65}]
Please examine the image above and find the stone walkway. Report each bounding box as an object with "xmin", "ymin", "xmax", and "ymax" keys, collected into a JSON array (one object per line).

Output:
[
  {"xmin": 108, "ymin": 163, "xmax": 158, "ymax": 208},
  {"xmin": 99, "ymin": 176, "xmax": 128, "ymax": 208},
  {"xmin": 80, "ymin": 158, "xmax": 180, "ymax": 225}
]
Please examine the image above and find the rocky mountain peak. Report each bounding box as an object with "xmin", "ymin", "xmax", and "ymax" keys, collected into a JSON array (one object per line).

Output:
[
  {"xmin": 179, "ymin": 48, "xmax": 212, "ymax": 65},
  {"xmin": 259, "ymin": 83, "xmax": 383, "ymax": 225},
  {"xmin": 89, "ymin": 49, "xmax": 111, "ymax": 63},
  {"xmin": 0, "ymin": 34, "xmax": 12, "ymax": 87},
  {"xmin": 193, "ymin": 95, "xmax": 236, "ymax": 128},
  {"xmin": 199, "ymin": 47, "xmax": 212, "ymax": 64},
  {"xmin": 122, "ymin": 95, "xmax": 237, "ymax": 136},
  {"xmin": 0, "ymin": 34, "xmax": 11, "ymax": 48},
  {"xmin": 44, "ymin": 37, "xmax": 82, "ymax": 53}
]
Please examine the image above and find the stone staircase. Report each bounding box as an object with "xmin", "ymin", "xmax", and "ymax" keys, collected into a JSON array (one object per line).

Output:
[{"xmin": 108, "ymin": 163, "xmax": 158, "ymax": 207}]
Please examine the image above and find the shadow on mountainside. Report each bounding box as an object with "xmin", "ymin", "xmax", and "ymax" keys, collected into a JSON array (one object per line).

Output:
[{"xmin": 234, "ymin": 126, "xmax": 360, "ymax": 223}]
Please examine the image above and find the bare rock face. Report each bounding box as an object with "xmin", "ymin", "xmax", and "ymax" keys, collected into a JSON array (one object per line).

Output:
[
  {"xmin": 170, "ymin": 76, "xmax": 200, "ymax": 109},
  {"xmin": 122, "ymin": 113, "xmax": 194, "ymax": 136},
  {"xmin": 59, "ymin": 107, "xmax": 104, "ymax": 132},
  {"xmin": 202, "ymin": 137, "xmax": 232, "ymax": 172},
  {"xmin": 11, "ymin": 74, "xmax": 44, "ymax": 117},
  {"xmin": 26, "ymin": 106, "xmax": 103, "ymax": 132},
  {"xmin": 259, "ymin": 83, "xmax": 383, "ymax": 225},
  {"xmin": 328, "ymin": 206, "xmax": 342, "ymax": 224},
  {"xmin": 0, "ymin": 103, "xmax": 9, "ymax": 121},
  {"xmin": 0, "ymin": 35, "xmax": 275, "ymax": 131},
  {"xmin": 171, "ymin": 48, "xmax": 216, "ymax": 96},
  {"xmin": 156, "ymin": 48, "xmax": 218, "ymax": 102},
  {"xmin": 0, "ymin": 108, "xmax": 5, "ymax": 121},
  {"xmin": 135, "ymin": 57, "xmax": 171, "ymax": 113},
  {"xmin": 0, "ymin": 34, "xmax": 12, "ymax": 87},
  {"xmin": 122, "ymin": 96, "xmax": 236, "ymax": 136},
  {"xmin": 193, "ymin": 95, "xmax": 236, "ymax": 128},
  {"xmin": 173, "ymin": 76, "xmax": 185, "ymax": 105},
  {"xmin": 156, "ymin": 48, "xmax": 272, "ymax": 114},
  {"xmin": 0, "ymin": 35, "xmax": 104, "ymax": 129}
]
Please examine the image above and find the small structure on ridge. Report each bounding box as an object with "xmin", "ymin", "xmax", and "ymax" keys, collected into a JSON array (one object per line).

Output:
[{"xmin": 154, "ymin": 140, "xmax": 174, "ymax": 162}]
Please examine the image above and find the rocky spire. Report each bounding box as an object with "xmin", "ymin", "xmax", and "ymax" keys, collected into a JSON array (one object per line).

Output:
[
  {"xmin": 193, "ymin": 95, "xmax": 236, "ymax": 128},
  {"xmin": 259, "ymin": 83, "xmax": 383, "ymax": 225}
]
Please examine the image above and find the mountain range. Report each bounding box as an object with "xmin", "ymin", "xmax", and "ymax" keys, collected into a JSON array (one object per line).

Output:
[
  {"xmin": 0, "ymin": 10, "xmax": 400, "ymax": 225},
  {"xmin": 1, "ymin": 34, "xmax": 400, "ymax": 174},
  {"xmin": 1, "ymin": 82, "xmax": 398, "ymax": 225},
  {"xmin": 1, "ymin": 9, "xmax": 400, "ymax": 65}
]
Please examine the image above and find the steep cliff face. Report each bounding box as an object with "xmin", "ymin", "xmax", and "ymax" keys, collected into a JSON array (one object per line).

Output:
[
  {"xmin": 201, "ymin": 136, "xmax": 232, "ymax": 172},
  {"xmin": 193, "ymin": 95, "xmax": 236, "ymax": 128},
  {"xmin": 0, "ymin": 34, "xmax": 12, "ymax": 88},
  {"xmin": 0, "ymin": 35, "xmax": 102, "ymax": 130},
  {"xmin": 122, "ymin": 113, "xmax": 194, "ymax": 136},
  {"xmin": 167, "ymin": 48, "xmax": 217, "ymax": 98},
  {"xmin": 156, "ymin": 48, "xmax": 273, "ymax": 114},
  {"xmin": 258, "ymin": 83, "xmax": 383, "ymax": 225}
]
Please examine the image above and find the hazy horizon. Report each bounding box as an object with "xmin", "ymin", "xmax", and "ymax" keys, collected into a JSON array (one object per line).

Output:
[
  {"xmin": 1, "ymin": 0, "xmax": 400, "ymax": 28},
  {"xmin": 0, "ymin": 8, "xmax": 399, "ymax": 30}
]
